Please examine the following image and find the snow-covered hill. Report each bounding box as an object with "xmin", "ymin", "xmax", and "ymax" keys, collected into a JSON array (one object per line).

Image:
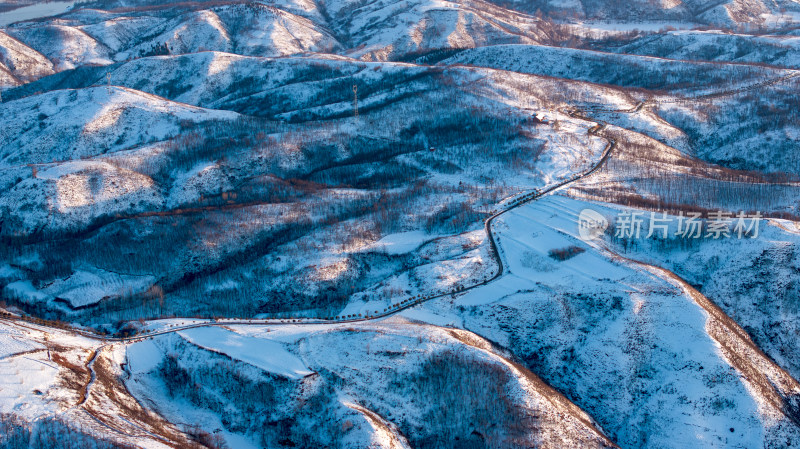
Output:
[
  {"xmin": 93, "ymin": 3, "xmax": 341, "ymax": 59},
  {"xmin": 441, "ymin": 43, "xmax": 791, "ymax": 92},
  {"xmin": 0, "ymin": 0, "xmax": 554, "ymax": 70},
  {"xmin": 2, "ymin": 0, "xmax": 800, "ymax": 446},
  {"xmin": 0, "ymin": 86, "xmax": 237, "ymax": 167},
  {"xmin": 6, "ymin": 22, "xmax": 114, "ymax": 71},
  {"xmin": 0, "ymin": 86, "xmax": 238, "ymax": 236},
  {"xmin": 1, "ymin": 65, "xmax": 612, "ymax": 312},
  {"xmin": 0, "ymin": 30, "xmax": 54, "ymax": 86},
  {"xmin": 319, "ymin": 0, "xmax": 552, "ymax": 60},
  {"xmin": 408, "ymin": 194, "xmax": 800, "ymax": 448},
  {"xmin": 611, "ymin": 30, "xmax": 800, "ymax": 67},
  {"xmin": 0, "ymin": 318, "xmax": 617, "ymax": 448},
  {"xmin": 492, "ymin": 0, "xmax": 800, "ymax": 28}
]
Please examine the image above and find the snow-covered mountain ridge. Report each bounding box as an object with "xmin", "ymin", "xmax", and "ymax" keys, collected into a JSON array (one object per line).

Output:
[{"xmin": 1, "ymin": 0, "xmax": 800, "ymax": 447}]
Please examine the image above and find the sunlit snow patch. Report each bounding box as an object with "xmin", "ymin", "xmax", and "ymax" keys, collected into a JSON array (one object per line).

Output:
[
  {"xmin": 366, "ymin": 230, "xmax": 439, "ymax": 255},
  {"xmin": 177, "ymin": 327, "xmax": 313, "ymax": 379}
]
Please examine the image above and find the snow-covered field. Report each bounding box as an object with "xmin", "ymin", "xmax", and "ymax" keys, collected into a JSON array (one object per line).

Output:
[{"xmin": 177, "ymin": 327, "xmax": 313, "ymax": 379}]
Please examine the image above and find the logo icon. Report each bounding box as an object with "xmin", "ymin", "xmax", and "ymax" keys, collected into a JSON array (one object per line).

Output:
[{"xmin": 578, "ymin": 209, "xmax": 608, "ymax": 241}]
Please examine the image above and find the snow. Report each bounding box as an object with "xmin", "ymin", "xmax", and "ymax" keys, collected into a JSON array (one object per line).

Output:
[
  {"xmin": 3, "ymin": 280, "xmax": 50, "ymax": 305},
  {"xmin": 0, "ymin": 354, "xmax": 60, "ymax": 419},
  {"xmin": 615, "ymin": 30, "xmax": 800, "ymax": 68},
  {"xmin": 79, "ymin": 16, "xmax": 167, "ymax": 54},
  {"xmin": 0, "ymin": 321, "xmax": 100, "ymax": 424},
  {"xmin": 573, "ymin": 20, "xmax": 697, "ymax": 33},
  {"xmin": 322, "ymin": 0, "xmax": 546, "ymax": 60},
  {"xmin": 442, "ymin": 43, "xmax": 790, "ymax": 96},
  {"xmin": 0, "ymin": 86, "xmax": 245, "ymax": 236},
  {"xmin": 292, "ymin": 319, "xmax": 615, "ymax": 447},
  {"xmin": 177, "ymin": 327, "xmax": 313, "ymax": 379},
  {"xmin": 0, "ymin": 30, "xmax": 55, "ymax": 83},
  {"xmin": 166, "ymin": 160, "xmax": 231, "ymax": 208},
  {"xmin": 344, "ymin": 401, "xmax": 413, "ymax": 449},
  {"xmin": 0, "ymin": 263, "xmax": 22, "ymax": 282},
  {"xmin": 398, "ymin": 307, "xmax": 462, "ymax": 327},
  {"xmin": 139, "ymin": 318, "xmax": 210, "ymax": 334},
  {"xmin": 408, "ymin": 193, "xmax": 787, "ymax": 448},
  {"xmin": 115, "ymin": 320, "xmax": 617, "ymax": 447},
  {"xmin": 124, "ymin": 338, "xmax": 161, "ymax": 373},
  {"xmin": 7, "ymin": 23, "xmax": 112, "ymax": 71},
  {"xmin": 0, "ymin": 325, "xmax": 43, "ymax": 358},
  {"xmin": 19, "ymin": 268, "xmax": 155, "ymax": 308},
  {"xmin": 1, "ymin": 1, "xmax": 799, "ymax": 445},
  {"xmin": 0, "ymin": 86, "xmax": 239, "ymax": 168},
  {"xmin": 66, "ymin": 3, "xmax": 342, "ymax": 62},
  {"xmin": 365, "ymin": 230, "xmax": 438, "ymax": 255}
]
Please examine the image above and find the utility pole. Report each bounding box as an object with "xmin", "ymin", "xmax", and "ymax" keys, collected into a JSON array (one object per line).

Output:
[{"xmin": 353, "ymin": 84, "xmax": 358, "ymax": 118}]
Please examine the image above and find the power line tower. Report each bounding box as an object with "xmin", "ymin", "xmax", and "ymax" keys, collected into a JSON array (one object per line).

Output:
[{"xmin": 353, "ymin": 84, "xmax": 358, "ymax": 118}]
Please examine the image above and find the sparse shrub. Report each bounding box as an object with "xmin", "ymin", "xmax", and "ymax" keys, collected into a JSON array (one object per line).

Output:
[{"xmin": 548, "ymin": 245, "xmax": 585, "ymax": 261}]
